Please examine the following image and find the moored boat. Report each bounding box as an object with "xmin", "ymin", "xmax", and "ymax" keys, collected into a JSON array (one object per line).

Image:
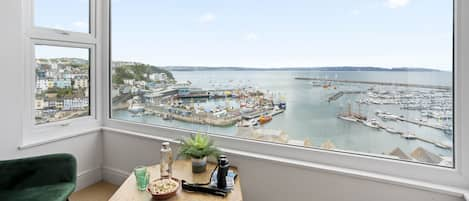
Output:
[
  {"xmin": 258, "ymin": 115, "xmax": 272, "ymax": 124},
  {"xmin": 384, "ymin": 127, "xmax": 402, "ymax": 134},
  {"xmin": 401, "ymin": 133, "xmax": 417, "ymax": 139},
  {"xmin": 362, "ymin": 119, "xmax": 380, "ymax": 129},
  {"xmin": 338, "ymin": 115, "xmax": 359, "ymax": 122},
  {"xmin": 128, "ymin": 102, "xmax": 145, "ymax": 113},
  {"xmin": 237, "ymin": 119, "xmax": 259, "ymax": 127}
]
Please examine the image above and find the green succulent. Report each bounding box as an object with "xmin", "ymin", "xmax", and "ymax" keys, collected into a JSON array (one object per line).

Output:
[{"xmin": 178, "ymin": 133, "xmax": 221, "ymax": 159}]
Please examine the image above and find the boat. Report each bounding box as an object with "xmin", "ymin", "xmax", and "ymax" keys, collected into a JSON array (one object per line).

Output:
[
  {"xmin": 240, "ymin": 101, "xmax": 247, "ymax": 108},
  {"xmin": 401, "ymin": 133, "xmax": 417, "ymax": 140},
  {"xmin": 258, "ymin": 115, "xmax": 272, "ymax": 124},
  {"xmin": 279, "ymin": 102, "xmax": 287, "ymax": 110},
  {"xmin": 338, "ymin": 103, "xmax": 367, "ymax": 123},
  {"xmin": 376, "ymin": 111, "xmax": 400, "ymax": 121},
  {"xmin": 240, "ymin": 107, "xmax": 254, "ymax": 114},
  {"xmin": 237, "ymin": 119, "xmax": 259, "ymax": 127},
  {"xmin": 213, "ymin": 110, "xmax": 227, "ymax": 117},
  {"xmin": 435, "ymin": 142, "xmax": 451, "ymax": 150},
  {"xmin": 128, "ymin": 96, "xmax": 145, "ymax": 113},
  {"xmin": 338, "ymin": 115, "xmax": 359, "ymax": 122},
  {"xmin": 128, "ymin": 102, "xmax": 145, "ymax": 113},
  {"xmin": 362, "ymin": 119, "xmax": 380, "ymax": 129},
  {"xmin": 384, "ymin": 127, "xmax": 401, "ymax": 134},
  {"xmin": 162, "ymin": 113, "xmax": 173, "ymax": 120}
]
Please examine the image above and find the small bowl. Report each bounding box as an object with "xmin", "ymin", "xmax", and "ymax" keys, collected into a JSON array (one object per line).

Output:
[{"xmin": 147, "ymin": 178, "xmax": 180, "ymax": 200}]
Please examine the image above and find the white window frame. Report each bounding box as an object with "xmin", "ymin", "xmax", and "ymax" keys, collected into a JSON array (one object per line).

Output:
[
  {"xmin": 21, "ymin": 0, "xmax": 102, "ymax": 145},
  {"xmin": 27, "ymin": 0, "xmax": 97, "ymax": 43},
  {"xmin": 103, "ymin": 0, "xmax": 469, "ymax": 192}
]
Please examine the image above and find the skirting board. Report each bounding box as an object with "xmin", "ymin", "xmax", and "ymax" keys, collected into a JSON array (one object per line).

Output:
[
  {"xmin": 76, "ymin": 167, "xmax": 103, "ymax": 191},
  {"xmin": 102, "ymin": 166, "xmax": 130, "ymax": 186}
]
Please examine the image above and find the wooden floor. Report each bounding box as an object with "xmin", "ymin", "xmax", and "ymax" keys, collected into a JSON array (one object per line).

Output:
[{"xmin": 70, "ymin": 181, "xmax": 119, "ymax": 201}]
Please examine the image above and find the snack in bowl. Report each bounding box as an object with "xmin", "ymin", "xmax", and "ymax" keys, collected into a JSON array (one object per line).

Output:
[{"xmin": 147, "ymin": 178, "xmax": 180, "ymax": 200}]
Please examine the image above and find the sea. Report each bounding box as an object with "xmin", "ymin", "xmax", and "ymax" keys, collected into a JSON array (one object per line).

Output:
[{"xmin": 112, "ymin": 70, "xmax": 453, "ymax": 161}]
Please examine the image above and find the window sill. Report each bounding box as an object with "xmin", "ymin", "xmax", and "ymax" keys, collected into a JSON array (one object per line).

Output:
[
  {"xmin": 19, "ymin": 126, "xmax": 101, "ymax": 150},
  {"xmin": 102, "ymin": 126, "xmax": 469, "ymax": 199}
]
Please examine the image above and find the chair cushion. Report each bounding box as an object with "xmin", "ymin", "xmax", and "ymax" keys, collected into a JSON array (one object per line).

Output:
[{"xmin": 0, "ymin": 182, "xmax": 75, "ymax": 201}]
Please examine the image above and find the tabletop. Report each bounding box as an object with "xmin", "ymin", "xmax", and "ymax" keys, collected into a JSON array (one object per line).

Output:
[{"xmin": 109, "ymin": 160, "xmax": 243, "ymax": 201}]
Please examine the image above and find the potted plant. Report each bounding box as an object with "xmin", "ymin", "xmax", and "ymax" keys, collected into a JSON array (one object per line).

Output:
[{"xmin": 178, "ymin": 133, "xmax": 221, "ymax": 173}]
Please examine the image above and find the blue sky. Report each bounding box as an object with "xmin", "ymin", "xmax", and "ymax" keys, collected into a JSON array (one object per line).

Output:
[
  {"xmin": 35, "ymin": 0, "xmax": 89, "ymax": 33},
  {"xmin": 36, "ymin": 0, "xmax": 453, "ymax": 71}
]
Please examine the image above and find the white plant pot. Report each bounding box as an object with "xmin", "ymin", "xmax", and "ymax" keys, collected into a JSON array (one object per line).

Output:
[{"xmin": 191, "ymin": 156, "xmax": 207, "ymax": 173}]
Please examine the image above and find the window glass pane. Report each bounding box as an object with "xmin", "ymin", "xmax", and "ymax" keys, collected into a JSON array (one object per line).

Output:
[
  {"xmin": 35, "ymin": 45, "xmax": 90, "ymax": 125},
  {"xmin": 111, "ymin": 0, "xmax": 453, "ymax": 167},
  {"xmin": 34, "ymin": 0, "xmax": 90, "ymax": 33}
]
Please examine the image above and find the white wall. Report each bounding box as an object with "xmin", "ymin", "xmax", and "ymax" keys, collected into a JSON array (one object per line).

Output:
[
  {"xmin": 0, "ymin": 0, "xmax": 102, "ymax": 191},
  {"xmin": 102, "ymin": 131, "xmax": 464, "ymax": 201}
]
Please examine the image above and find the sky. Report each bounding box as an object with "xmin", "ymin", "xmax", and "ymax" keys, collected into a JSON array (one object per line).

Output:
[
  {"xmin": 35, "ymin": 45, "xmax": 89, "ymax": 60},
  {"xmin": 35, "ymin": 0, "xmax": 453, "ymax": 71}
]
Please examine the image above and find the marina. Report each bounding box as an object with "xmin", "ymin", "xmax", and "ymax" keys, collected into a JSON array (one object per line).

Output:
[
  {"xmin": 337, "ymin": 113, "xmax": 453, "ymax": 150},
  {"xmin": 112, "ymin": 70, "xmax": 454, "ymax": 166}
]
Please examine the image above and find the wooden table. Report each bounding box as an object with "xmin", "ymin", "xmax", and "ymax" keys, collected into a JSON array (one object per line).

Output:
[{"xmin": 109, "ymin": 160, "xmax": 243, "ymax": 201}]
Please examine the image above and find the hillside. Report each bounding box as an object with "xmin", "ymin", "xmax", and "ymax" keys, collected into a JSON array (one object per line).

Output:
[{"xmin": 112, "ymin": 62, "xmax": 175, "ymax": 84}]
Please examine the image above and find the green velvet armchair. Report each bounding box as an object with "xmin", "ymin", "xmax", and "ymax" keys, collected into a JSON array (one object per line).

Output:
[{"xmin": 0, "ymin": 154, "xmax": 77, "ymax": 201}]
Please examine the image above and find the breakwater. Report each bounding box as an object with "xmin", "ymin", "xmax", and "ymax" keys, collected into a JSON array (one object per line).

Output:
[{"xmin": 295, "ymin": 77, "xmax": 451, "ymax": 90}]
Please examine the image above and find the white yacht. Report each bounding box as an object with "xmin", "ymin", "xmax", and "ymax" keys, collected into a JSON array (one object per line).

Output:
[
  {"xmin": 362, "ymin": 119, "xmax": 380, "ymax": 129},
  {"xmin": 338, "ymin": 115, "xmax": 359, "ymax": 122}
]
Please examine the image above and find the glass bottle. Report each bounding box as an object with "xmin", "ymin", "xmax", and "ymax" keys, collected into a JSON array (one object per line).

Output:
[{"xmin": 160, "ymin": 142, "xmax": 173, "ymax": 179}]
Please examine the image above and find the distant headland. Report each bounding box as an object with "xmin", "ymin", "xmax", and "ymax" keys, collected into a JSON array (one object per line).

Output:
[{"xmin": 158, "ymin": 66, "xmax": 445, "ymax": 72}]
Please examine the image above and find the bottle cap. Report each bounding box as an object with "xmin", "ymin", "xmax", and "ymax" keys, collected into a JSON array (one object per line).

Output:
[
  {"xmin": 162, "ymin": 142, "xmax": 170, "ymax": 148},
  {"xmin": 219, "ymin": 158, "xmax": 229, "ymax": 166}
]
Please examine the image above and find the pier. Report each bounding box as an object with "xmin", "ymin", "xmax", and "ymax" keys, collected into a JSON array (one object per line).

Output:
[
  {"xmin": 295, "ymin": 77, "xmax": 451, "ymax": 90},
  {"xmin": 242, "ymin": 109, "xmax": 285, "ymax": 120},
  {"xmin": 144, "ymin": 105, "xmax": 242, "ymax": 127},
  {"xmin": 328, "ymin": 91, "xmax": 363, "ymax": 102},
  {"xmin": 396, "ymin": 117, "xmax": 450, "ymax": 131},
  {"xmin": 338, "ymin": 117, "xmax": 452, "ymax": 150},
  {"xmin": 379, "ymin": 125, "xmax": 451, "ymax": 149},
  {"xmin": 414, "ymin": 136, "xmax": 452, "ymax": 149}
]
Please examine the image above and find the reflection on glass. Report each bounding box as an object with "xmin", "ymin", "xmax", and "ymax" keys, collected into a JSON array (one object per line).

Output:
[
  {"xmin": 35, "ymin": 45, "xmax": 90, "ymax": 125},
  {"xmin": 110, "ymin": 0, "xmax": 454, "ymax": 167},
  {"xmin": 34, "ymin": 0, "xmax": 90, "ymax": 33}
]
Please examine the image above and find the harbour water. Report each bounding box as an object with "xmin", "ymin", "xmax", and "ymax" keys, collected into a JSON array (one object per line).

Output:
[{"xmin": 112, "ymin": 70, "xmax": 453, "ymax": 161}]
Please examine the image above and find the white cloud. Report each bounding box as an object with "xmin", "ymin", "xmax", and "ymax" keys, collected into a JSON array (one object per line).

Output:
[
  {"xmin": 199, "ymin": 13, "xmax": 216, "ymax": 23},
  {"xmin": 244, "ymin": 33, "xmax": 258, "ymax": 41},
  {"xmin": 386, "ymin": 0, "xmax": 410, "ymax": 9}
]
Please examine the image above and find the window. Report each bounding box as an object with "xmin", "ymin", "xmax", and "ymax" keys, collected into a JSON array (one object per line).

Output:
[
  {"xmin": 23, "ymin": 0, "xmax": 97, "ymax": 134},
  {"xmin": 110, "ymin": 0, "xmax": 454, "ymax": 167},
  {"xmin": 34, "ymin": 0, "xmax": 90, "ymax": 33},
  {"xmin": 34, "ymin": 45, "xmax": 91, "ymax": 125}
]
